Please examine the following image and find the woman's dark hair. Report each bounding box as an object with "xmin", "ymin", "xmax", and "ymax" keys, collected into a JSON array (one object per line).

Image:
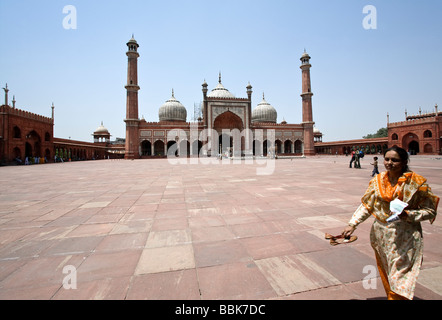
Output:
[{"xmin": 384, "ymin": 146, "xmax": 410, "ymax": 173}]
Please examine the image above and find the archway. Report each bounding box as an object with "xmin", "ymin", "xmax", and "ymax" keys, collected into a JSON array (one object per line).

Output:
[
  {"xmin": 275, "ymin": 140, "xmax": 282, "ymax": 154},
  {"xmin": 25, "ymin": 130, "xmax": 41, "ymax": 157},
  {"xmin": 284, "ymin": 140, "xmax": 292, "ymax": 154},
  {"xmin": 213, "ymin": 111, "xmax": 245, "ymax": 156},
  {"xmin": 179, "ymin": 140, "xmax": 190, "ymax": 157},
  {"xmin": 213, "ymin": 111, "xmax": 244, "ymax": 131},
  {"xmin": 424, "ymin": 143, "xmax": 433, "ymax": 153},
  {"xmin": 167, "ymin": 141, "xmax": 178, "ymax": 157},
  {"xmin": 219, "ymin": 134, "xmax": 233, "ymax": 155},
  {"xmin": 25, "ymin": 142, "xmax": 32, "ymax": 158},
  {"xmin": 402, "ymin": 133, "xmax": 419, "ymax": 155},
  {"xmin": 294, "ymin": 140, "xmax": 303, "ymax": 154},
  {"xmin": 408, "ymin": 141, "xmax": 420, "ymax": 155},
  {"xmin": 192, "ymin": 140, "xmax": 202, "ymax": 156},
  {"xmin": 13, "ymin": 147, "xmax": 21, "ymax": 159},
  {"xmin": 154, "ymin": 140, "xmax": 165, "ymax": 156},
  {"xmin": 141, "ymin": 140, "xmax": 152, "ymax": 156}
]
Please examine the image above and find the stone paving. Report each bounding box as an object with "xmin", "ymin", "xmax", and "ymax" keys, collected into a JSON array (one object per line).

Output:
[{"xmin": 0, "ymin": 155, "xmax": 441, "ymax": 300}]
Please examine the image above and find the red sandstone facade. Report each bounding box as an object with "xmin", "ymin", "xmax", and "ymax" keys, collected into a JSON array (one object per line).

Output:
[
  {"xmin": 124, "ymin": 38, "xmax": 316, "ymax": 159},
  {"xmin": 0, "ymin": 103, "xmax": 54, "ymax": 162},
  {"xmin": 388, "ymin": 107, "xmax": 441, "ymax": 155},
  {"xmin": 1, "ymin": 99, "xmax": 124, "ymax": 164}
]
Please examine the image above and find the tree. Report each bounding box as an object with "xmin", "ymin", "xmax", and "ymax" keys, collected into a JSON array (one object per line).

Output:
[{"xmin": 363, "ymin": 127, "xmax": 388, "ymax": 139}]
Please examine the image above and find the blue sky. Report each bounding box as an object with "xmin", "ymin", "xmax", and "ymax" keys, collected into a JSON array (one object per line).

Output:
[{"xmin": 1, "ymin": 0, "xmax": 441, "ymax": 142}]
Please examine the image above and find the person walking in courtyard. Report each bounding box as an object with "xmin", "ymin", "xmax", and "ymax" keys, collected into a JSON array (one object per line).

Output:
[
  {"xmin": 342, "ymin": 146, "xmax": 439, "ymax": 300},
  {"xmin": 349, "ymin": 150, "xmax": 356, "ymax": 168},
  {"xmin": 354, "ymin": 150, "xmax": 361, "ymax": 168},
  {"xmin": 371, "ymin": 156, "xmax": 379, "ymax": 177}
]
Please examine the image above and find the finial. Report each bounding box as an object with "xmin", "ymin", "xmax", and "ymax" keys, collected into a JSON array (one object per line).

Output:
[
  {"xmin": 172, "ymin": 88, "xmax": 175, "ymax": 97},
  {"xmin": 262, "ymin": 92, "xmax": 265, "ymax": 100},
  {"xmin": 219, "ymin": 72, "xmax": 222, "ymax": 84}
]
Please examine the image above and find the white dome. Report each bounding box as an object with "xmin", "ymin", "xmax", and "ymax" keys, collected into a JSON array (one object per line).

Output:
[
  {"xmin": 252, "ymin": 94, "xmax": 277, "ymax": 123},
  {"xmin": 95, "ymin": 122, "xmax": 109, "ymax": 134},
  {"xmin": 207, "ymin": 74, "xmax": 235, "ymax": 98},
  {"xmin": 158, "ymin": 90, "xmax": 187, "ymax": 122}
]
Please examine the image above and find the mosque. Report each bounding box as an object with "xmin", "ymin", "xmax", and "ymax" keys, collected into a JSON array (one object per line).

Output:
[{"xmin": 123, "ymin": 36, "xmax": 319, "ymax": 159}]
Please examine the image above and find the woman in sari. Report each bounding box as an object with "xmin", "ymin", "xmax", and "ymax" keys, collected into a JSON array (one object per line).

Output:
[{"xmin": 342, "ymin": 146, "xmax": 439, "ymax": 300}]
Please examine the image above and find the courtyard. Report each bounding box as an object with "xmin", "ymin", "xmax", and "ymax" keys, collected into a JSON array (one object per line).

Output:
[{"xmin": 0, "ymin": 155, "xmax": 441, "ymax": 300}]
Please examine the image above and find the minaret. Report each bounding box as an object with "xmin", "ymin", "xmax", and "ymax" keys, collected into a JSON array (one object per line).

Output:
[
  {"xmin": 124, "ymin": 36, "xmax": 141, "ymax": 160},
  {"xmin": 246, "ymin": 82, "xmax": 253, "ymax": 128},
  {"xmin": 300, "ymin": 51, "xmax": 315, "ymax": 156},
  {"xmin": 3, "ymin": 83, "xmax": 9, "ymax": 106},
  {"xmin": 202, "ymin": 79, "xmax": 208, "ymax": 128}
]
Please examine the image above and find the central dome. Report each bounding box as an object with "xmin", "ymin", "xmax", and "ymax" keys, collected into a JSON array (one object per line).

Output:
[
  {"xmin": 158, "ymin": 90, "xmax": 187, "ymax": 122},
  {"xmin": 207, "ymin": 74, "xmax": 235, "ymax": 98},
  {"xmin": 252, "ymin": 94, "xmax": 277, "ymax": 123}
]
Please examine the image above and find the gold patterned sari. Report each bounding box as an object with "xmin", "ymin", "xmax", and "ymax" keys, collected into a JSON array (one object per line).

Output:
[{"xmin": 349, "ymin": 171, "xmax": 439, "ymax": 299}]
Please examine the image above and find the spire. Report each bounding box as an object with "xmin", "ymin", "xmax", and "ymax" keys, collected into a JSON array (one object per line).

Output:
[
  {"xmin": 51, "ymin": 102, "xmax": 55, "ymax": 119},
  {"xmin": 219, "ymin": 72, "xmax": 222, "ymax": 84},
  {"xmin": 3, "ymin": 83, "xmax": 9, "ymax": 106},
  {"xmin": 12, "ymin": 95, "xmax": 16, "ymax": 108}
]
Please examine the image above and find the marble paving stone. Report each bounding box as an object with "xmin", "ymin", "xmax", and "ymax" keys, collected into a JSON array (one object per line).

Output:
[
  {"xmin": 110, "ymin": 220, "xmax": 152, "ymax": 234},
  {"xmin": 151, "ymin": 217, "xmax": 188, "ymax": 232},
  {"xmin": 191, "ymin": 226, "xmax": 236, "ymax": 243},
  {"xmin": 41, "ymin": 236, "xmax": 105, "ymax": 256},
  {"xmin": 194, "ymin": 240, "xmax": 251, "ymax": 268},
  {"xmin": 127, "ymin": 270, "xmax": 200, "ymax": 300},
  {"xmin": 197, "ymin": 261, "xmax": 277, "ymax": 300},
  {"xmin": 297, "ymin": 215, "xmax": 347, "ymax": 229},
  {"xmin": 65, "ymin": 223, "xmax": 115, "ymax": 238},
  {"xmin": 240, "ymin": 234, "xmax": 296, "ymax": 260},
  {"xmin": 145, "ymin": 229, "xmax": 191, "ymax": 248},
  {"xmin": 256, "ymin": 254, "xmax": 341, "ymax": 296},
  {"xmin": 94, "ymin": 233, "xmax": 147, "ymax": 252},
  {"xmin": 416, "ymin": 266, "xmax": 442, "ymax": 296},
  {"xmin": 76, "ymin": 250, "xmax": 142, "ymax": 282},
  {"xmin": 135, "ymin": 245, "xmax": 195, "ymax": 275},
  {"xmin": 305, "ymin": 246, "xmax": 377, "ymax": 283}
]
